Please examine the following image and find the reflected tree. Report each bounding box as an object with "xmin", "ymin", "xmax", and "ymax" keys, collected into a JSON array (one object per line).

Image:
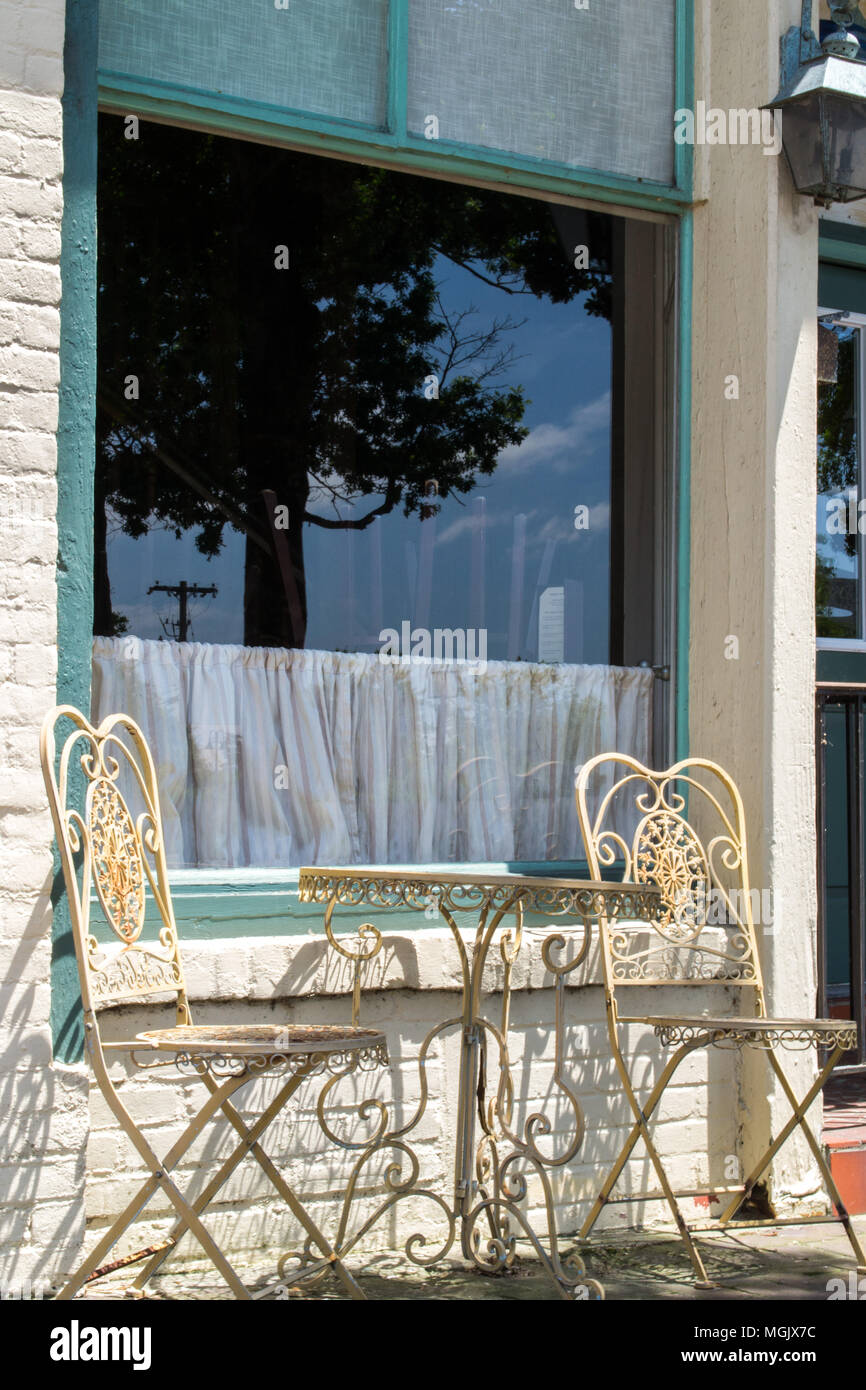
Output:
[{"xmin": 96, "ymin": 118, "xmax": 611, "ymax": 645}]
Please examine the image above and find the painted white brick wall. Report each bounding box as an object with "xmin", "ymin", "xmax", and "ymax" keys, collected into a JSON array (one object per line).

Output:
[
  {"xmin": 0, "ymin": 7, "xmax": 90, "ymax": 1298},
  {"xmin": 82, "ymin": 931, "xmax": 765, "ymax": 1277}
]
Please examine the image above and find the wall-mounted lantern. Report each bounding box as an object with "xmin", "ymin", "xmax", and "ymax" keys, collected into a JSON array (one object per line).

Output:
[{"xmin": 766, "ymin": 1, "xmax": 866, "ymax": 205}]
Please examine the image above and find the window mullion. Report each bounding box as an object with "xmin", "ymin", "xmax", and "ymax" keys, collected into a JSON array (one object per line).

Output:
[{"xmin": 387, "ymin": 0, "xmax": 409, "ymax": 140}]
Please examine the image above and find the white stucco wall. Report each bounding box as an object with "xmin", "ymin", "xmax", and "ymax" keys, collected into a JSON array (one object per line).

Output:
[
  {"xmin": 0, "ymin": 0, "xmax": 89, "ymax": 1297},
  {"xmin": 689, "ymin": 0, "xmax": 824, "ymax": 1204}
]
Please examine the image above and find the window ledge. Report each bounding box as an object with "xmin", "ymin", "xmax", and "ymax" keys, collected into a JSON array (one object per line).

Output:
[
  {"xmin": 124, "ymin": 930, "xmax": 737, "ymax": 1005},
  {"xmin": 174, "ymin": 928, "xmax": 608, "ymax": 1000},
  {"xmin": 155, "ymin": 862, "xmax": 595, "ymax": 938}
]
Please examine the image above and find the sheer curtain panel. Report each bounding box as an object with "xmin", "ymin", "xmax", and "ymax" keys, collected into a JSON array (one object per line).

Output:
[{"xmin": 92, "ymin": 637, "xmax": 653, "ymax": 869}]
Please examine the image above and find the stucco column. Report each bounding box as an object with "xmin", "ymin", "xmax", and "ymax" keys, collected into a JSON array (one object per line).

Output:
[{"xmin": 690, "ymin": 0, "xmax": 821, "ymax": 1205}]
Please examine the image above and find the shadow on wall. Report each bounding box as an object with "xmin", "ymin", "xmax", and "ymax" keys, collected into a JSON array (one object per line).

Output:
[{"xmin": 0, "ymin": 874, "xmax": 89, "ymax": 1293}]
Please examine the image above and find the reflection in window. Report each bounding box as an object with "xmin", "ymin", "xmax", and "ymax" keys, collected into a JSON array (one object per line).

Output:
[
  {"xmin": 97, "ymin": 119, "xmax": 614, "ymax": 658},
  {"xmin": 94, "ymin": 117, "xmax": 657, "ymax": 868},
  {"xmin": 817, "ymin": 321, "xmax": 860, "ymax": 641}
]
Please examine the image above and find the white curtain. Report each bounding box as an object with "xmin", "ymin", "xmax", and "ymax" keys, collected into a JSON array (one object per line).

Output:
[{"xmin": 92, "ymin": 637, "xmax": 653, "ymax": 869}]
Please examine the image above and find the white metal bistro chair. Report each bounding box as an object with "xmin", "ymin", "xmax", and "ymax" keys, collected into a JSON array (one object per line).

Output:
[
  {"xmin": 575, "ymin": 752, "xmax": 865, "ymax": 1287},
  {"xmin": 41, "ymin": 705, "xmax": 389, "ymax": 1300}
]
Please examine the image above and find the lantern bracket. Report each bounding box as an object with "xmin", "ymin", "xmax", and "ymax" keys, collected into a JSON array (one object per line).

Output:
[{"xmin": 781, "ymin": 1, "xmax": 866, "ymax": 89}]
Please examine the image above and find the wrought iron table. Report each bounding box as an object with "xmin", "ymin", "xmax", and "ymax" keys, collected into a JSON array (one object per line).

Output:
[{"xmin": 292, "ymin": 867, "xmax": 662, "ymax": 1300}]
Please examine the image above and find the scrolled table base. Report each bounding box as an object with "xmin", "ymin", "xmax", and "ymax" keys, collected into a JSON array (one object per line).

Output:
[{"xmin": 280, "ymin": 870, "xmax": 662, "ymax": 1299}]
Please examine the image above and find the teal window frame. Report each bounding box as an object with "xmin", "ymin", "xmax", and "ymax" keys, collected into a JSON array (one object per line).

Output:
[
  {"xmin": 55, "ymin": 0, "xmax": 693, "ymax": 1058},
  {"xmin": 97, "ymin": 0, "xmax": 694, "ymax": 215}
]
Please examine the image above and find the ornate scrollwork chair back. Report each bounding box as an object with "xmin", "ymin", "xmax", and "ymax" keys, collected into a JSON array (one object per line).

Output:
[
  {"xmin": 574, "ymin": 751, "xmax": 864, "ymax": 1288},
  {"xmin": 42, "ymin": 705, "xmax": 190, "ymax": 1033},
  {"xmin": 577, "ymin": 753, "xmax": 765, "ymax": 1007}
]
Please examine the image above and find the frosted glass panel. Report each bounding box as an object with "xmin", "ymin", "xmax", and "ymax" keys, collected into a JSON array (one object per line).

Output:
[
  {"xmin": 408, "ymin": 0, "xmax": 677, "ymax": 182},
  {"xmin": 99, "ymin": 0, "xmax": 389, "ymax": 129}
]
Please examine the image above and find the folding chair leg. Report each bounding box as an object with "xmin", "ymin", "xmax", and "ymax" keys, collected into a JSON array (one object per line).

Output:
[
  {"xmin": 207, "ymin": 1076, "xmax": 368, "ymax": 1300},
  {"xmin": 769, "ymin": 1049, "xmax": 866, "ymax": 1269},
  {"xmin": 134, "ymin": 1065, "xmax": 366, "ymax": 1301},
  {"xmin": 718, "ymin": 1047, "xmax": 838, "ymax": 1225},
  {"xmin": 618, "ymin": 1073, "xmax": 712, "ymax": 1287},
  {"xmin": 60, "ymin": 1067, "xmax": 262, "ymax": 1300},
  {"xmin": 718, "ymin": 1046, "xmax": 866, "ymax": 1269},
  {"xmin": 57, "ymin": 1165, "xmax": 251, "ymax": 1301},
  {"xmin": 156, "ymin": 1170, "xmax": 252, "ymax": 1298},
  {"xmin": 579, "ymin": 1125, "xmax": 644, "ymax": 1241},
  {"xmin": 134, "ymin": 1068, "xmax": 309, "ymax": 1289},
  {"xmin": 58, "ymin": 1175, "xmax": 163, "ymax": 1301},
  {"xmin": 580, "ymin": 1041, "xmax": 696, "ymax": 1238},
  {"xmin": 580, "ymin": 1035, "xmax": 713, "ymax": 1286}
]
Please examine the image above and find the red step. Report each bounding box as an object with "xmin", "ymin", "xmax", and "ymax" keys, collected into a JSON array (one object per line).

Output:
[{"xmin": 823, "ymin": 1074, "xmax": 866, "ymax": 1216}]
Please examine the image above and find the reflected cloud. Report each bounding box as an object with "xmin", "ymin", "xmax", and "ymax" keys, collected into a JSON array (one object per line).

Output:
[
  {"xmin": 497, "ymin": 391, "xmax": 611, "ymax": 475},
  {"xmin": 437, "ymin": 507, "xmax": 540, "ymax": 547}
]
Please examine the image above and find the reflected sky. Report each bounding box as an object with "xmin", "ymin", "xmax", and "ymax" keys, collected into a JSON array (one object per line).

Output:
[{"xmin": 107, "ymin": 252, "xmax": 612, "ymax": 662}]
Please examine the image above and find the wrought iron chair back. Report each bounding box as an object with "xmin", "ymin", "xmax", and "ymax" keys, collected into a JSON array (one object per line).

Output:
[
  {"xmin": 41, "ymin": 705, "xmax": 190, "ymax": 1029},
  {"xmin": 576, "ymin": 752, "xmax": 766, "ymax": 1009}
]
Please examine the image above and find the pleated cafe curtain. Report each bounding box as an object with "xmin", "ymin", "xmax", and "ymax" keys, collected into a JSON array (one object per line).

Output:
[{"xmin": 92, "ymin": 637, "xmax": 653, "ymax": 869}]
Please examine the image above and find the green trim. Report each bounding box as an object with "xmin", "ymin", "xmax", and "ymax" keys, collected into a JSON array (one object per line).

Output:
[
  {"xmin": 97, "ymin": 0, "xmax": 692, "ymax": 208},
  {"xmin": 386, "ymin": 0, "xmax": 408, "ymax": 142},
  {"xmin": 98, "ymin": 75, "xmax": 689, "ymax": 215},
  {"xmin": 671, "ymin": 0, "xmax": 693, "ymax": 761},
  {"xmin": 817, "ymin": 648, "xmax": 866, "ymax": 682},
  {"xmin": 673, "ymin": 0, "xmax": 694, "ymax": 205},
  {"xmin": 819, "ymin": 262, "xmax": 866, "ymax": 316},
  {"xmin": 818, "ymin": 218, "xmax": 866, "ymax": 269},
  {"xmin": 96, "ymin": 0, "xmax": 692, "ymax": 208},
  {"xmin": 127, "ymin": 859, "xmax": 607, "ymax": 940},
  {"xmin": 818, "ymin": 227, "xmax": 866, "ymax": 317},
  {"xmin": 54, "ymin": 0, "xmax": 98, "ymax": 1062},
  {"xmin": 816, "ymin": 225, "xmax": 866, "ymax": 687},
  {"xmin": 818, "ymin": 243, "xmax": 866, "ymax": 269},
  {"xmin": 675, "ymin": 210, "xmax": 693, "ymax": 762}
]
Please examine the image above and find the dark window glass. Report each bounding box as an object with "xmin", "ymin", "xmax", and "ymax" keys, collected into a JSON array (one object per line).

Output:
[
  {"xmin": 817, "ymin": 322, "xmax": 860, "ymax": 641},
  {"xmin": 97, "ymin": 118, "xmax": 614, "ymax": 660}
]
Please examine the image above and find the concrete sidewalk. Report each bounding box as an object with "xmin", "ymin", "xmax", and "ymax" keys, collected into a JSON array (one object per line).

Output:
[{"xmin": 80, "ymin": 1219, "xmax": 866, "ymax": 1301}]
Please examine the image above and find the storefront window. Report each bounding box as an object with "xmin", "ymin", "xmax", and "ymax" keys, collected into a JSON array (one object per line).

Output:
[{"xmin": 94, "ymin": 116, "xmax": 667, "ymax": 868}]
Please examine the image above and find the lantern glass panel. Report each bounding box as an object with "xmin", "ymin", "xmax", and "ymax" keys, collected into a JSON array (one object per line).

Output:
[
  {"xmin": 822, "ymin": 93, "xmax": 866, "ymax": 197},
  {"xmin": 778, "ymin": 94, "xmax": 825, "ymax": 191}
]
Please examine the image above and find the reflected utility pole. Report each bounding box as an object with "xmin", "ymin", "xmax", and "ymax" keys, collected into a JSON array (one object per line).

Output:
[{"xmin": 147, "ymin": 580, "xmax": 217, "ymax": 642}]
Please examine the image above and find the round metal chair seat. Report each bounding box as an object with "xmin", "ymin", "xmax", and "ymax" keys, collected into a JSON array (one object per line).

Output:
[
  {"xmin": 135, "ymin": 1023, "xmax": 388, "ymax": 1057},
  {"xmin": 621, "ymin": 1015, "xmax": 858, "ymax": 1051}
]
